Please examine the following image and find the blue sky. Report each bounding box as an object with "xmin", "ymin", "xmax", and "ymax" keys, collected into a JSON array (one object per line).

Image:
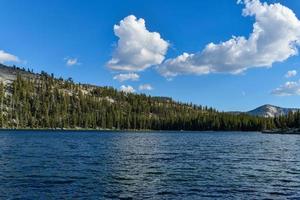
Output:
[{"xmin": 0, "ymin": 0, "xmax": 300, "ymax": 111}]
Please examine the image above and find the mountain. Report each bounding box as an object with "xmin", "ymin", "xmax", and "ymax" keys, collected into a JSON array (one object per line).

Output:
[
  {"xmin": 246, "ymin": 104, "xmax": 299, "ymax": 118},
  {"xmin": 0, "ymin": 64, "xmax": 270, "ymax": 131},
  {"xmin": 0, "ymin": 64, "xmax": 299, "ymax": 131}
]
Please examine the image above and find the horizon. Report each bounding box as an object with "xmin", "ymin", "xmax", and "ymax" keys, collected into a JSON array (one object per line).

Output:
[{"xmin": 1, "ymin": 0, "xmax": 300, "ymax": 111}]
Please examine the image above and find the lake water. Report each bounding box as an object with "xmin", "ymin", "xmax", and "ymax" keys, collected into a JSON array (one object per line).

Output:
[{"xmin": 0, "ymin": 131, "xmax": 300, "ymax": 199}]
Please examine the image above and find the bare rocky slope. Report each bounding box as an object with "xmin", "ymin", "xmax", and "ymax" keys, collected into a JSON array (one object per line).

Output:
[{"xmin": 247, "ymin": 104, "xmax": 299, "ymax": 118}]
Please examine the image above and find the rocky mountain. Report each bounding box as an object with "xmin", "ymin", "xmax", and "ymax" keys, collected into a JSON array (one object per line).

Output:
[
  {"xmin": 0, "ymin": 63, "xmax": 271, "ymax": 131},
  {"xmin": 246, "ymin": 104, "xmax": 299, "ymax": 118},
  {"xmin": 0, "ymin": 64, "xmax": 36, "ymax": 85},
  {"xmin": 0, "ymin": 63, "xmax": 297, "ymax": 129}
]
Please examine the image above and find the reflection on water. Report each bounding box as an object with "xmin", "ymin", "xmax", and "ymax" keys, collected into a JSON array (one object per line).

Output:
[{"xmin": 0, "ymin": 131, "xmax": 300, "ymax": 199}]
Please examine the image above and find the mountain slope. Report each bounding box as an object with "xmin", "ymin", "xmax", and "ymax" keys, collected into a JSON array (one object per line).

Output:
[
  {"xmin": 0, "ymin": 64, "xmax": 270, "ymax": 131},
  {"xmin": 0, "ymin": 64, "xmax": 36, "ymax": 84},
  {"xmin": 247, "ymin": 104, "xmax": 299, "ymax": 118}
]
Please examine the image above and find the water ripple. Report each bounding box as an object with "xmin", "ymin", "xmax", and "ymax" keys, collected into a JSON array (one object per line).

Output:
[{"xmin": 0, "ymin": 131, "xmax": 300, "ymax": 199}]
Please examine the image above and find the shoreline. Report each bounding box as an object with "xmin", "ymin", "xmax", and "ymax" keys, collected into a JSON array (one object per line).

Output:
[
  {"xmin": 2, "ymin": 128, "xmax": 300, "ymax": 135},
  {"xmin": 0, "ymin": 128, "xmax": 262, "ymax": 133},
  {"xmin": 261, "ymin": 130, "xmax": 300, "ymax": 135}
]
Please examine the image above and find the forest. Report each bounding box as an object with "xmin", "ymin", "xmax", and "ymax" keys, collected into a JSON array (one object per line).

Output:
[{"xmin": 0, "ymin": 66, "xmax": 299, "ymax": 131}]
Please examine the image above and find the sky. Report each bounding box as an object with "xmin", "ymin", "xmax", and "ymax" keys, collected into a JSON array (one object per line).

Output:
[{"xmin": 0, "ymin": 0, "xmax": 300, "ymax": 111}]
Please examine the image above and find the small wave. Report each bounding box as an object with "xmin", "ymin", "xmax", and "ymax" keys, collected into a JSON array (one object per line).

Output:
[
  {"xmin": 156, "ymin": 191, "xmax": 177, "ymax": 196},
  {"xmin": 42, "ymin": 180, "xmax": 75, "ymax": 185}
]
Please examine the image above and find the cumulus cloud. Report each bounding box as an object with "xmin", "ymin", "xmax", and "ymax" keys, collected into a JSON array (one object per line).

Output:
[
  {"xmin": 157, "ymin": 0, "xmax": 300, "ymax": 77},
  {"xmin": 0, "ymin": 50, "xmax": 19, "ymax": 63},
  {"xmin": 272, "ymin": 80, "xmax": 300, "ymax": 96},
  {"xmin": 120, "ymin": 85, "xmax": 135, "ymax": 93},
  {"xmin": 66, "ymin": 58, "xmax": 79, "ymax": 66},
  {"xmin": 113, "ymin": 73, "xmax": 139, "ymax": 82},
  {"xmin": 107, "ymin": 15, "xmax": 169, "ymax": 72},
  {"xmin": 285, "ymin": 70, "xmax": 297, "ymax": 78},
  {"xmin": 139, "ymin": 84, "xmax": 153, "ymax": 91}
]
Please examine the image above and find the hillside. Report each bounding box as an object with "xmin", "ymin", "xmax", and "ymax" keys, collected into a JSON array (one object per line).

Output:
[
  {"xmin": 0, "ymin": 64, "xmax": 275, "ymax": 131},
  {"xmin": 0, "ymin": 64, "xmax": 36, "ymax": 84}
]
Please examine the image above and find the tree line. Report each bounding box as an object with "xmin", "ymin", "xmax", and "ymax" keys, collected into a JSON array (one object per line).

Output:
[{"xmin": 0, "ymin": 70, "xmax": 298, "ymax": 131}]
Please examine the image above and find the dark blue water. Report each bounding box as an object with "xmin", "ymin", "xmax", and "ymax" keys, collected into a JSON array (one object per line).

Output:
[{"xmin": 0, "ymin": 131, "xmax": 300, "ymax": 199}]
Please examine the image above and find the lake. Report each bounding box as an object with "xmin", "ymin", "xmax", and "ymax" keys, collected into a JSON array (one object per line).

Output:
[{"xmin": 0, "ymin": 131, "xmax": 300, "ymax": 199}]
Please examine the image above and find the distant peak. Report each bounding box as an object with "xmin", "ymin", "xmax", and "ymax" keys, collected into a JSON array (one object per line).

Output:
[{"xmin": 247, "ymin": 104, "xmax": 299, "ymax": 118}]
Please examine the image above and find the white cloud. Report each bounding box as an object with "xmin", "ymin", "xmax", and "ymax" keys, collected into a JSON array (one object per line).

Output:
[
  {"xmin": 107, "ymin": 15, "xmax": 169, "ymax": 72},
  {"xmin": 139, "ymin": 84, "xmax": 153, "ymax": 91},
  {"xmin": 120, "ymin": 85, "xmax": 135, "ymax": 93},
  {"xmin": 272, "ymin": 80, "xmax": 300, "ymax": 96},
  {"xmin": 66, "ymin": 58, "xmax": 79, "ymax": 66},
  {"xmin": 285, "ymin": 70, "xmax": 297, "ymax": 78},
  {"xmin": 0, "ymin": 50, "xmax": 19, "ymax": 63},
  {"xmin": 157, "ymin": 0, "xmax": 300, "ymax": 77},
  {"xmin": 113, "ymin": 73, "xmax": 139, "ymax": 82}
]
